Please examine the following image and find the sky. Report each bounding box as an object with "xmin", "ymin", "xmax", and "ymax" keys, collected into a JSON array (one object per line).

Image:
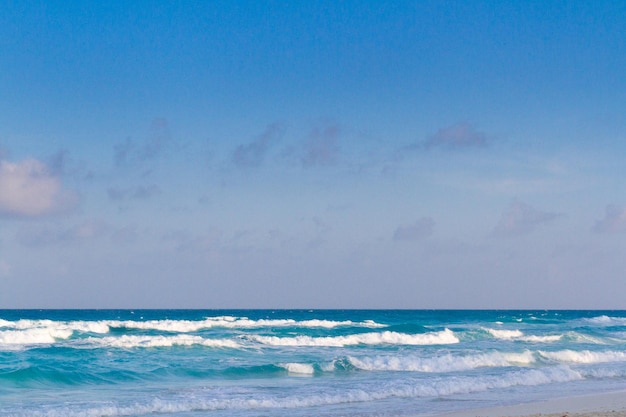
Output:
[{"xmin": 1, "ymin": 0, "xmax": 626, "ymax": 309}]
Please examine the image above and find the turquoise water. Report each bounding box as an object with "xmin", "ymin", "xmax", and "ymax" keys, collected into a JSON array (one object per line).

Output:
[{"xmin": 2, "ymin": 310, "xmax": 626, "ymax": 416}]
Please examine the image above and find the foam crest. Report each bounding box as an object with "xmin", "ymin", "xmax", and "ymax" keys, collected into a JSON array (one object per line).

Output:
[
  {"xmin": 0, "ymin": 319, "xmax": 46, "ymax": 330},
  {"xmin": 520, "ymin": 335, "xmax": 562, "ymax": 342},
  {"xmin": 85, "ymin": 335, "xmax": 241, "ymax": 349},
  {"xmin": 484, "ymin": 328, "xmax": 561, "ymax": 343},
  {"xmin": 250, "ymin": 329, "xmax": 459, "ymax": 347},
  {"xmin": 539, "ymin": 349, "xmax": 626, "ymax": 364},
  {"xmin": 585, "ymin": 315, "xmax": 626, "ymax": 326},
  {"xmin": 0, "ymin": 316, "xmax": 385, "ymax": 336},
  {"xmin": 503, "ymin": 350, "xmax": 537, "ymax": 364},
  {"xmin": 0, "ymin": 318, "xmax": 110, "ymax": 334},
  {"xmin": 279, "ymin": 363, "xmax": 315, "ymax": 375},
  {"xmin": 485, "ymin": 328, "xmax": 524, "ymax": 339},
  {"xmin": 103, "ymin": 316, "xmax": 385, "ymax": 332},
  {"xmin": 567, "ymin": 332, "xmax": 607, "ymax": 344},
  {"xmin": 347, "ymin": 350, "xmax": 535, "ymax": 373},
  {"xmin": 68, "ymin": 321, "xmax": 111, "ymax": 334},
  {"xmin": 0, "ymin": 328, "xmax": 73, "ymax": 346}
]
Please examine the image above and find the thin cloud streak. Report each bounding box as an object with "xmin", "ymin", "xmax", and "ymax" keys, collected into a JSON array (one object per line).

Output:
[
  {"xmin": 113, "ymin": 118, "xmax": 173, "ymax": 167},
  {"xmin": 424, "ymin": 122, "xmax": 488, "ymax": 150},
  {"xmin": 232, "ymin": 123, "xmax": 285, "ymax": 168},
  {"xmin": 393, "ymin": 217, "xmax": 435, "ymax": 241},
  {"xmin": 492, "ymin": 200, "xmax": 562, "ymax": 237},
  {"xmin": 15, "ymin": 220, "xmax": 110, "ymax": 247},
  {"xmin": 301, "ymin": 125, "xmax": 341, "ymax": 167},
  {"xmin": 594, "ymin": 204, "xmax": 626, "ymax": 233},
  {"xmin": 108, "ymin": 185, "xmax": 161, "ymax": 201}
]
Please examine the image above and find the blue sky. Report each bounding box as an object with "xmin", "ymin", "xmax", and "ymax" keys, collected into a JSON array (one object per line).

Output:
[{"xmin": 1, "ymin": 1, "xmax": 625, "ymax": 308}]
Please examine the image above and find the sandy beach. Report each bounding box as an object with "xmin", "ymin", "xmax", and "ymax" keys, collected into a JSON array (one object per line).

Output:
[{"xmin": 439, "ymin": 390, "xmax": 626, "ymax": 417}]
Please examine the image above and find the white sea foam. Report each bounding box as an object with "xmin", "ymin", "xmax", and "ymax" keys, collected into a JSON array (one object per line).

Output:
[
  {"xmin": 484, "ymin": 328, "xmax": 561, "ymax": 343},
  {"xmin": 279, "ymin": 363, "xmax": 315, "ymax": 375},
  {"xmin": 485, "ymin": 328, "xmax": 524, "ymax": 339},
  {"xmin": 585, "ymin": 315, "xmax": 626, "ymax": 326},
  {"xmin": 539, "ymin": 349, "xmax": 626, "ymax": 364},
  {"xmin": 504, "ymin": 350, "xmax": 537, "ymax": 364},
  {"xmin": 581, "ymin": 367, "xmax": 626, "ymax": 379},
  {"xmin": 0, "ymin": 319, "xmax": 109, "ymax": 334},
  {"xmin": 68, "ymin": 321, "xmax": 111, "ymax": 334},
  {"xmin": 0, "ymin": 319, "xmax": 52, "ymax": 330},
  {"xmin": 347, "ymin": 350, "xmax": 536, "ymax": 373},
  {"xmin": 320, "ymin": 360, "xmax": 337, "ymax": 372},
  {"xmin": 106, "ymin": 316, "xmax": 385, "ymax": 332},
  {"xmin": 2, "ymin": 366, "xmax": 584, "ymax": 417},
  {"xmin": 0, "ymin": 328, "xmax": 73, "ymax": 346},
  {"xmin": 0, "ymin": 316, "xmax": 386, "ymax": 338},
  {"xmin": 84, "ymin": 335, "xmax": 241, "ymax": 349},
  {"xmin": 520, "ymin": 335, "xmax": 563, "ymax": 342},
  {"xmin": 249, "ymin": 329, "xmax": 459, "ymax": 347},
  {"xmin": 564, "ymin": 331, "xmax": 607, "ymax": 344},
  {"xmin": 21, "ymin": 316, "xmax": 382, "ymax": 333}
]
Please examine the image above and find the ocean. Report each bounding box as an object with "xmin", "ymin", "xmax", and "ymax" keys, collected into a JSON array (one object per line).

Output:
[{"xmin": 1, "ymin": 310, "xmax": 626, "ymax": 416}]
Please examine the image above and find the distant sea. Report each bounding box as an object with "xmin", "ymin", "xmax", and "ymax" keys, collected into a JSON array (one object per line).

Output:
[{"xmin": 2, "ymin": 310, "xmax": 626, "ymax": 416}]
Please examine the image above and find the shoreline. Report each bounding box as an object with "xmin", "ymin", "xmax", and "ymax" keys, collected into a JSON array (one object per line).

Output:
[{"xmin": 437, "ymin": 390, "xmax": 626, "ymax": 417}]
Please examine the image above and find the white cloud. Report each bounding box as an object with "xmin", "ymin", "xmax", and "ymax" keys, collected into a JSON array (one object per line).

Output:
[
  {"xmin": 0, "ymin": 158, "xmax": 77, "ymax": 217},
  {"xmin": 594, "ymin": 204, "xmax": 626, "ymax": 233},
  {"xmin": 492, "ymin": 200, "xmax": 561, "ymax": 237},
  {"xmin": 15, "ymin": 220, "xmax": 109, "ymax": 247},
  {"xmin": 393, "ymin": 217, "xmax": 435, "ymax": 241},
  {"xmin": 232, "ymin": 122, "xmax": 285, "ymax": 168}
]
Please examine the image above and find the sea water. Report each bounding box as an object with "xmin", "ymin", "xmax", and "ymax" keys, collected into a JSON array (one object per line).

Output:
[{"xmin": 1, "ymin": 310, "xmax": 626, "ymax": 416}]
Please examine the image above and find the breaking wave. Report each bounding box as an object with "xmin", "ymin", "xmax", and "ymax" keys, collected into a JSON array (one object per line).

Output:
[
  {"xmin": 0, "ymin": 328, "xmax": 73, "ymax": 347},
  {"xmin": 0, "ymin": 316, "xmax": 385, "ymax": 336},
  {"xmin": 539, "ymin": 349, "xmax": 626, "ymax": 364},
  {"xmin": 82, "ymin": 335, "xmax": 241, "ymax": 349},
  {"xmin": 347, "ymin": 350, "xmax": 536, "ymax": 372},
  {"xmin": 249, "ymin": 329, "xmax": 459, "ymax": 347},
  {"xmin": 278, "ymin": 362, "xmax": 316, "ymax": 375},
  {"xmin": 484, "ymin": 328, "xmax": 562, "ymax": 343},
  {"xmin": 584, "ymin": 316, "xmax": 626, "ymax": 326},
  {"xmin": 2, "ymin": 366, "xmax": 584, "ymax": 417}
]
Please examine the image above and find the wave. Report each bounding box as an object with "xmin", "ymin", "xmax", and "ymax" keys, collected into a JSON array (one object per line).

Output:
[
  {"xmin": 483, "ymin": 328, "xmax": 562, "ymax": 343},
  {"xmin": 108, "ymin": 316, "xmax": 385, "ymax": 332},
  {"xmin": 0, "ymin": 328, "xmax": 73, "ymax": 347},
  {"xmin": 0, "ymin": 316, "xmax": 385, "ymax": 335},
  {"xmin": 485, "ymin": 328, "xmax": 524, "ymax": 339},
  {"xmin": 1, "ymin": 366, "xmax": 584, "ymax": 417},
  {"xmin": 538, "ymin": 349, "xmax": 626, "ymax": 364},
  {"xmin": 81, "ymin": 335, "xmax": 241, "ymax": 349},
  {"xmin": 347, "ymin": 350, "xmax": 536, "ymax": 373},
  {"xmin": 584, "ymin": 315, "xmax": 626, "ymax": 326},
  {"xmin": 1, "ymin": 328, "xmax": 457, "ymax": 350},
  {"xmin": 0, "ymin": 319, "xmax": 111, "ymax": 335},
  {"xmin": 278, "ymin": 362, "xmax": 316, "ymax": 375},
  {"xmin": 248, "ymin": 329, "xmax": 459, "ymax": 347}
]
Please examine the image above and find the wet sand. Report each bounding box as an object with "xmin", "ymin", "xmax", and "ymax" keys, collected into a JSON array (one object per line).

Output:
[{"xmin": 438, "ymin": 390, "xmax": 626, "ymax": 417}]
